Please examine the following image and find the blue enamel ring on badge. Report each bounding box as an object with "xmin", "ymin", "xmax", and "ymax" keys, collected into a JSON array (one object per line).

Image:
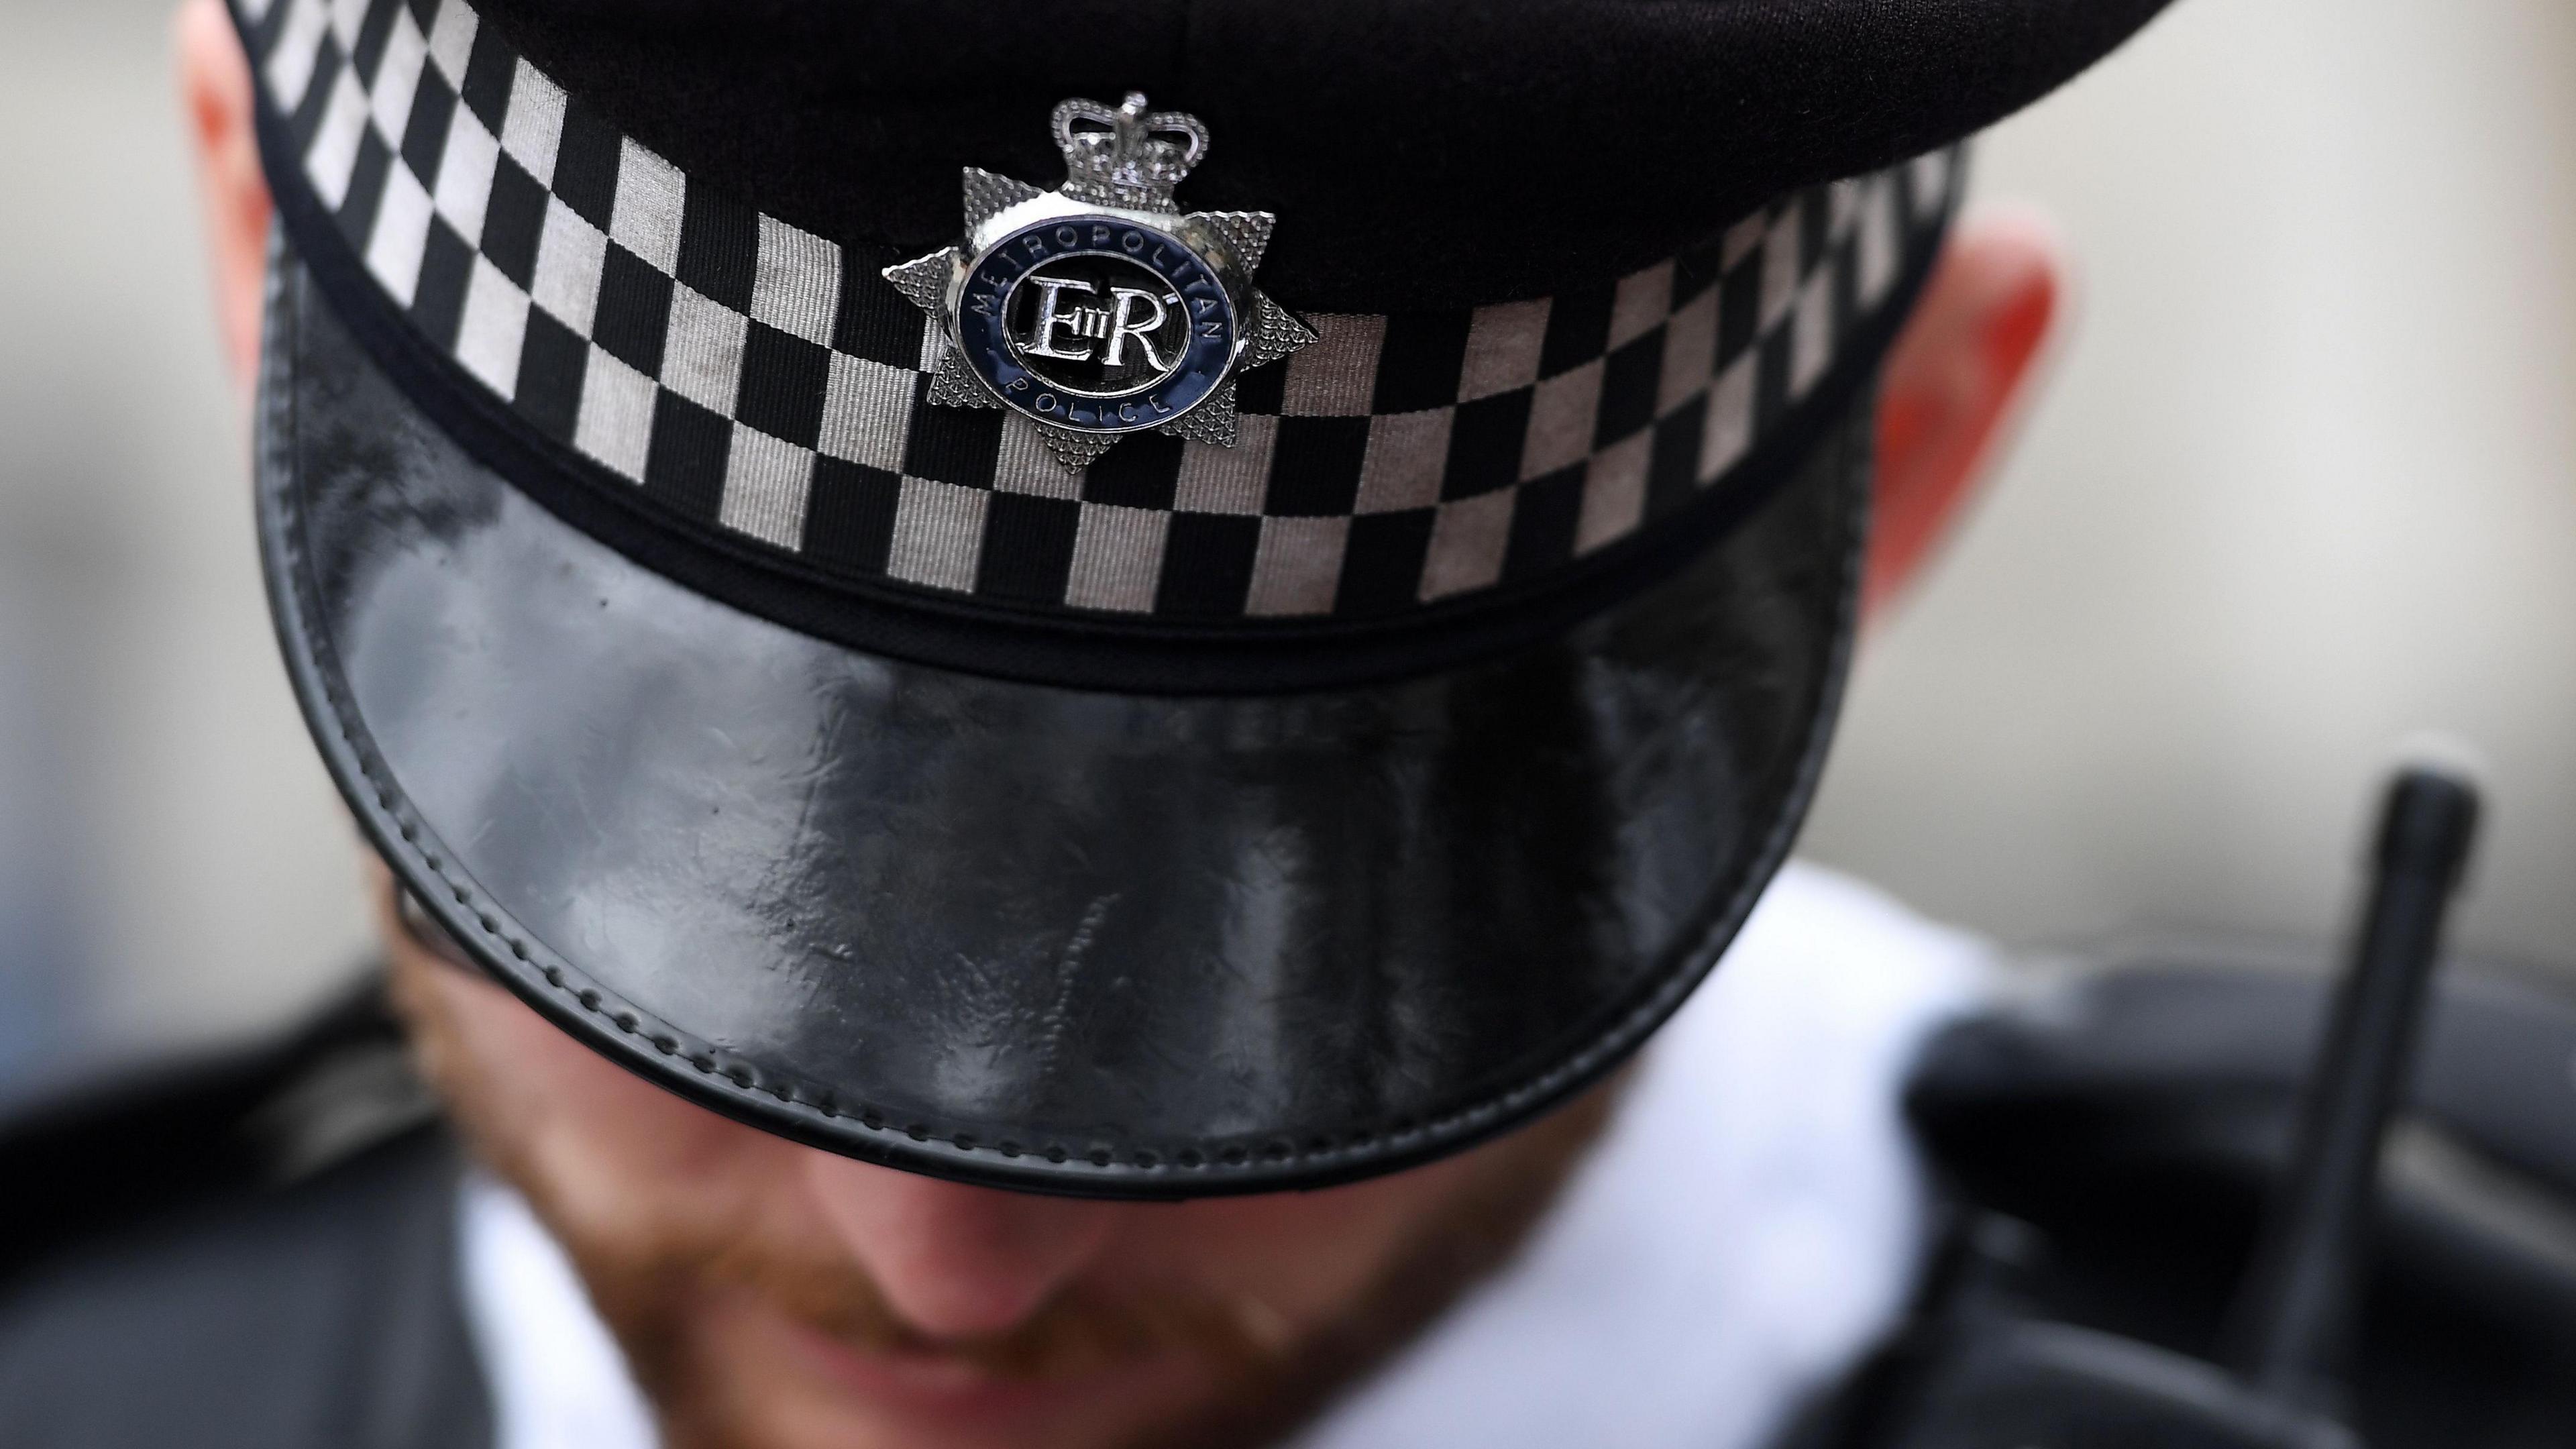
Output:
[
  {"xmin": 956, "ymin": 219, "xmax": 1239, "ymax": 433},
  {"xmin": 883, "ymin": 93, "xmax": 1313, "ymax": 470}
]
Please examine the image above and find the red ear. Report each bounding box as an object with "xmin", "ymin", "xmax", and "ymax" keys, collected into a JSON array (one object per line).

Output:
[
  {"xmin": 1865, "ymin": 213, "xmax": 2065, "ymax": 623},
  {"xmin": 176, "ymin": 0, "xmax": 272, "ymax": 392}
]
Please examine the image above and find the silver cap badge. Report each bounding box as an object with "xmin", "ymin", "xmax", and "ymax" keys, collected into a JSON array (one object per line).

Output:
[{"xmin": 883, "ymin": 94, "xmax": 1316, "ymax": 470}]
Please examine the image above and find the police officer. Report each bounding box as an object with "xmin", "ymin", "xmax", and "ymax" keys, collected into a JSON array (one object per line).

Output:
[{"xmin": 7, "ymin": 0, "xmax": 2572, "ymax": 1445}]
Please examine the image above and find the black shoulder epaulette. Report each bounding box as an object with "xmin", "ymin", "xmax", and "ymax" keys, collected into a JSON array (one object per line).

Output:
[
  {"xmin": 0, "ymin": 974, "xmax": 489, "ymax": 1449},
  {"xmin": 0, "ymin": 972, "xmax": 436, "ymax": 1286}
]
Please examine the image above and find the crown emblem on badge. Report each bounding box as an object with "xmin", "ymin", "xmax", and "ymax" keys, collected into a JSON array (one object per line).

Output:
[
  {"xmin": 882, "ymin": 93, "xmax": 1316, "ymax": 471},
  {"xmin": 1053, "ymin": 95, "xmax": 1209, "ymax": 211}
]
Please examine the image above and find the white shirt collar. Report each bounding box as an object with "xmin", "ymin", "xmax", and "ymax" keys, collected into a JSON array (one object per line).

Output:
[{"xmin": 460, "ymin": 862, "xmax": 1990, "ymax": 1449}]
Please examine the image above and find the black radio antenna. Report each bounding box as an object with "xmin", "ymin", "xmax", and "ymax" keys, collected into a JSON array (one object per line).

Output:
[{"xmin": 2223, "ymin": 759, "xmax": 2483, "ymax": 1408}]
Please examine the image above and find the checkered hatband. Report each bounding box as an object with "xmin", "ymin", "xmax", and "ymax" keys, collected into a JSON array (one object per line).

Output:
[{"xmin": 234, "ymin": 0, "xmax": 1958, "ymax": 627}]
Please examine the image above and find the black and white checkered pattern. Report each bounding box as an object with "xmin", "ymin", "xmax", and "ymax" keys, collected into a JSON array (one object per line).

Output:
[{"xmin": 239, "ymin": 0, "xmax": 1957, "ymax": 623}]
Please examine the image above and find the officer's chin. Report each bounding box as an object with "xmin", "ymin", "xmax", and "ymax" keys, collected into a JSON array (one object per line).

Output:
[{"xmin": 676, "ymin": 1289, "xmax": 1224, "ymax": 1449}]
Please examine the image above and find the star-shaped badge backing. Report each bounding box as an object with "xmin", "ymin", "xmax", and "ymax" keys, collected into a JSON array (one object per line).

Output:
[{"xmin": 882, "ymin": 95, "xmax": 1316, "ymax": 472}]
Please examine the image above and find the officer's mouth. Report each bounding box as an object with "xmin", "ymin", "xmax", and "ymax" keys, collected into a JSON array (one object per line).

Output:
[
  {"xmin": 694, "ymin": 1279, "xmax": 1272, "ymax": 1432},
  {"xmin": 773, "ymin": 1316, "xmax": 1203, "ymax": 1422}
]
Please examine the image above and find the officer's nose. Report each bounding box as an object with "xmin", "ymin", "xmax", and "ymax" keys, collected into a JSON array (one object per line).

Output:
[{"xmin": 796, "ymin": 1149, "xmax": 1122, "ymax": 1341}]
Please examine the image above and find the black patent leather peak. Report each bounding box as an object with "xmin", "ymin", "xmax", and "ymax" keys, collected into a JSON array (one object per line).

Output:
[{"xmin": 257, "ymin": 248, "xmax": 1873, "ymax": 1198}]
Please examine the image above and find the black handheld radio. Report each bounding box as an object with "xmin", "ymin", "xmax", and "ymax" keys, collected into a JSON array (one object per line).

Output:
[{"xmin": 1843, "ymin": 763, "xmax": 2485, "ymax": 1449}]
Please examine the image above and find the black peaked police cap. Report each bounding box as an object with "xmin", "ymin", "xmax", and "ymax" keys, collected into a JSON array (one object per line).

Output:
[{"xmin": 236, "ymin": 0, "xmax": 2171, "ymax": 1197}]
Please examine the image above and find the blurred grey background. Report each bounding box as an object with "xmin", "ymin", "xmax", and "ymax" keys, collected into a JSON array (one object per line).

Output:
[{"xmin": 1, "ymin": 0, "xmax": 2570, "ymax": 1098}]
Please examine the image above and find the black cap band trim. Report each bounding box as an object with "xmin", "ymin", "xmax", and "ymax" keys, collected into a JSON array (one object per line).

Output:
[{"xmin": 234, "ymin": 0, "xmax": 1958, "ymax": 693}]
